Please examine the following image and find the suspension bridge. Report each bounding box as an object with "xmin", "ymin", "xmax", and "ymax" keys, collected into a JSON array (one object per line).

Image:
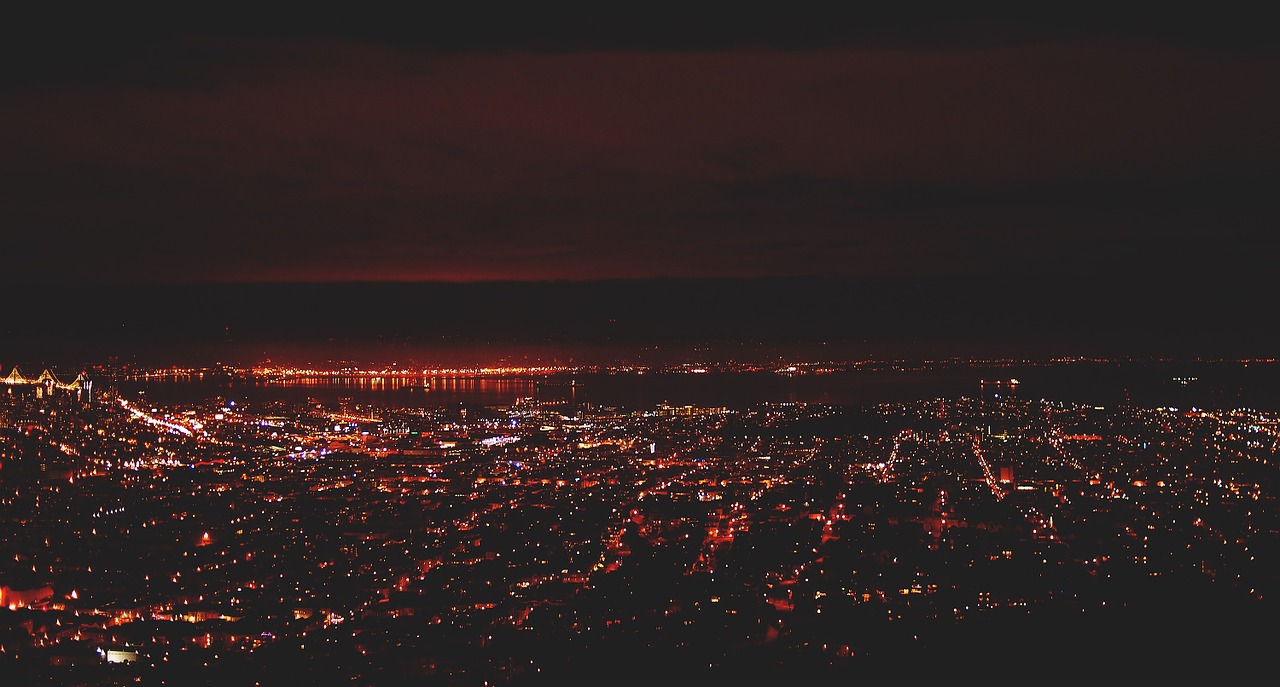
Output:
[{"xmin": 2, "ymin": 365, "xmax": 92, "ymax": 394}]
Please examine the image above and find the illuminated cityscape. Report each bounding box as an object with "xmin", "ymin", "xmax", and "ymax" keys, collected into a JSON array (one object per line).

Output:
[
  {"xmin": 3, "ymin": 5, "xmax": 1279, "ymax": 686},
  {"xmin": 1, "ymin": 359, "xmax": 1277, "ymax": 684}
]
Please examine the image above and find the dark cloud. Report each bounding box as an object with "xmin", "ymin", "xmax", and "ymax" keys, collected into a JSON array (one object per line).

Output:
[
  {"xmin": 1, "ymin": 8, "xmax": 1277, "ymax": 360},
  {"xmin": 3, "ymin": 36, "xmax": 1278, "ymax": 285}
]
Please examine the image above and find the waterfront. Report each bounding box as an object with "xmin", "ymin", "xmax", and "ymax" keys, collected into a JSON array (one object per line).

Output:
[{"xmin": 114, "ymin": 360, "xmax": 1280, "ymax": 412}]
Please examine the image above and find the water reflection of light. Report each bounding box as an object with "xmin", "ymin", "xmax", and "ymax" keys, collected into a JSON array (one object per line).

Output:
[
  {"xmin": 258, "ymin": 375, "xmax": 430, "ymax": 390},
  {"xmin": 432, "ymin": 376, "xmax": 536, "ymax": 391}
]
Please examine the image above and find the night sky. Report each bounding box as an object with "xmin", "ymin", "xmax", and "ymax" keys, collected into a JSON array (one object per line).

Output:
[{"xmin": 3, "ymin": 8, "xmax": 1278, "ymax": 365}]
